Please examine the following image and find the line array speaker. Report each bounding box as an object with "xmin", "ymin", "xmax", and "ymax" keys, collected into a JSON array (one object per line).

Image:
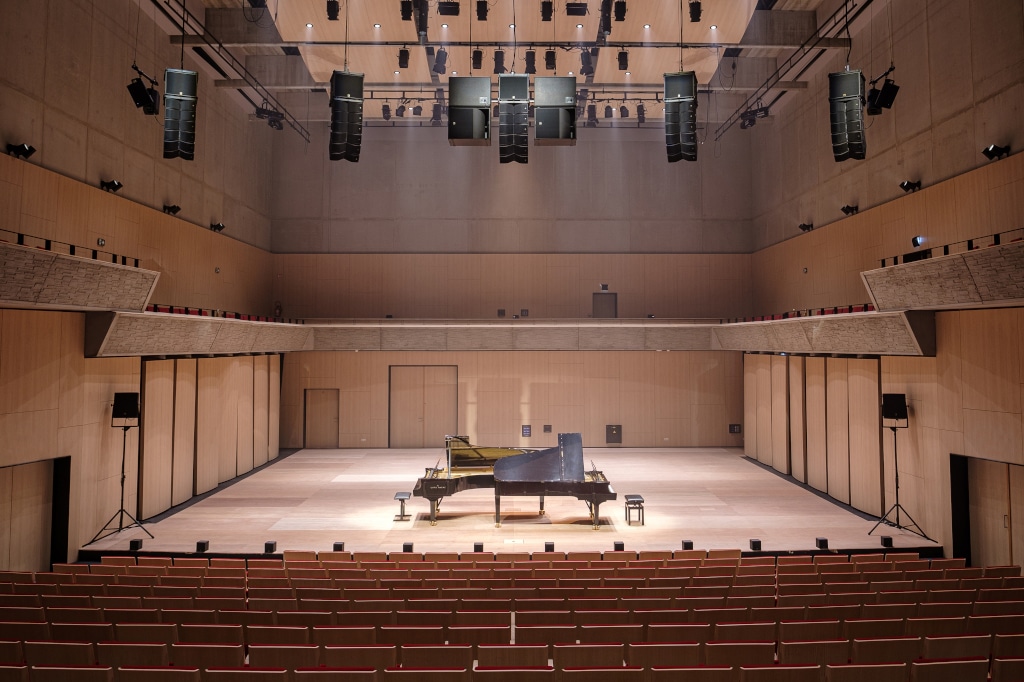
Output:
[
  {"xmin": 163, "ymin": 69, "xmax": 197, "ymax": 160},
  {"xmin": 499, "ymin": 101, "xmax": 528, "ymax": 163},
  {"xmin": 664, "ymin": 72, "xmax": 697, "ymax": 163},
  {"xmin": 329, "ymin": 71, "xmax": 364, "ymax": 162},
  {"xmin": 828, "ymin": 70, "xmax": 866, "ymax": 162}
]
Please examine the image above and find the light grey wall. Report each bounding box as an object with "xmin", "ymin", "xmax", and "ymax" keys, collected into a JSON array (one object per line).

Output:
[
  {"xmin": 269, "ymin": 119, "xmax": 755, "ymax": 254},
  {"xmin": 0, "ymin": 0, "xmax": 275, "ymax": 250},
  {"xmin": 748, "ymin": 0, "xmax": 1024, "ymax": 250}
]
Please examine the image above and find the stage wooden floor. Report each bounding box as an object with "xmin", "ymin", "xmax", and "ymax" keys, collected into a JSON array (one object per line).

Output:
[{"xmin": 87, "ymin": 448, "xmax": 940, "ymax": 557}]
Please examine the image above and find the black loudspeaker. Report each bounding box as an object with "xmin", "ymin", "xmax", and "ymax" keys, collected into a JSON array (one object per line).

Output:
[
  {"xmin": 749, "ymin": 539, "xmax": 762, "ymax": 551},
  {"xmin": 498, "ymin": 101, "xmax": 528, "ymax": 164},
  {"xmin": 264, "ymin": 541, "xmax": 277, "ymax": 553},
  {"xmin": 473, "ymin": 542, "xmax": 484, "ymax": 552},
  {"xmin": 828, "ymin": 70, "xmax": 866, "ymax": 162},
  {"xmin": 867, "ymin": 78, "xmax": 899, "ymax": 114},
  {"xmin": 127, "ymin": 78, "xmax": 158, "ymax": 115},
  {"xmin": 329, "ymin": 71, "xmax": 364, "ymax": 162},
  {"xmin": 403, "ymin": 542, "xmax": 414, "ymax": 552},
  {"xmin": 450, "ymin": 76, "xmax": 491, "ymax": 108},
  {"xmin": 129, "ymin": 539, "xmax": 144, "ymax": 551},
  {"xmin": 163, "ymin": 69, "xmax": 198, "ymax": 160},
  {"xmin": 196, "ymin": 540, "xmax": 210, "ymax": 553},
  {"xmin": 498, "ymin": 74, "xmax": 529, "ymax": 101},
  {"xmin": 613, "ymin": 541, "xmax": 625, "ymax": 551},
  {"xmin": 682, "ymin": 540, "xmax": 694, "ymax": 550},
  {"xmin": 544, "ymin": 542, "xmax": 555, "ymax": 552},
  {"xmin": 664, "ymin": 72, "xmax": 698, "ymax": 163},
  {"xmin": 333, "ymin": 541, "xmax": 345, "ymax": 551},
  {"xmin": 880, "ymin": 536, "xmax": 894, "ymax": 548},
  {"xmin": 534, "ymin": 76, "xmax": 577, "ymax": 146},
  {"xmin": 448, "ymin": 77, "xmax": 491, "ymax": 146},
  {"xmin": 816, "ymin": 537, "xmax": 829, "ymax": 550},
  {"xmin": 882, "ymin": 393, "xmax": 908, "ymax": 420},
  {"xmin": 112, "ymin": 393, "xmax": 140, "ymax": 420}
]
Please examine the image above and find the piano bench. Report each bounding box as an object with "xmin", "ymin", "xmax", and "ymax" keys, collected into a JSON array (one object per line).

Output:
[
  {"xmin": 625, "ymin": 494, "xmax": 645, "ymax": 526},
  {"xmin": 395, "ymin": 491, "xmax": 412, "ymax": 521}
]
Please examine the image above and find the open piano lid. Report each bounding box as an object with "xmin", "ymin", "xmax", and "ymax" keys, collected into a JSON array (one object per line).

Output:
[{"xmin": 492, "ymin": 432, "xmax": 584, "ymax": 483}]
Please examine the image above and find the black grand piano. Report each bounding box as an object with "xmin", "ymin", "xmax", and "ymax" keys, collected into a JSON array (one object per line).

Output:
[{"xmin": 412, "ymin": 432, "xmax": 615, "ymax": 529}]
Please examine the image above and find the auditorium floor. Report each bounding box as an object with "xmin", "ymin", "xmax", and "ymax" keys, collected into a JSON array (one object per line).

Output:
[{"xmin": 87, "ymin": 448, "xmax": 940, "ymax": 557}]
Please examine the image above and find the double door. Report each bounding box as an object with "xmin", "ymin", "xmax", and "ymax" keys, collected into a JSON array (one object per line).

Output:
[{"xmin": 389, "ymin": 366, "xmax": 457, "ymax": 448}]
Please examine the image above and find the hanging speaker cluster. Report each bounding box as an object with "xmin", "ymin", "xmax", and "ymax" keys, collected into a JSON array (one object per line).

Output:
[
  {"xmin": 534, "ymin": 76, "xmax": 577, "ymax": 147},
  {"xmin": 163, "ymin": 69, "xmax": 198, "ymax": 160},
  {"xmin": 448, "ymin": 76, "xmax": 491, "ymax": 146},
  {"xmin": 664, "ymin": 72, "xmax": 698, "ymax": 163},
  {"xmin": 498, "ymin": 74, "xmax": 530, "ymax": 164},
  {"xmin": 828, "ymin": 70, "xmax": 866, "ymax": 162},
  {"xmin": 329, "ymin": 71, "xmax": 364, "ymax": 162}
]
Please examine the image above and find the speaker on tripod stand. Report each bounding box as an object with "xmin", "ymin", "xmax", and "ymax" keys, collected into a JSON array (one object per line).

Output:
[{"xmin": 870, "ymin": 393, "xmax": 933, "ymax": 541}]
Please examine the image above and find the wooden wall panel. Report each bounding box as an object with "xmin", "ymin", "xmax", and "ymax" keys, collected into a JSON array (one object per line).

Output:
[
  {"xmin": 743, "ymin": 356, "xmax": 758, "ymax": 458},
  {"xmin": 805, "ymin": 357, "xmax": 828, "ymax": 493},
  {"xmin": 754, "ymin": 355, "xmax": 773, "ymax": 465},
  {"xmin": 423, "ymin": 366, "xmax": 458, "ymax": 448},
  {"xmin": 789, "ymin": 357, "xmax": 806, "ymax": 483},
  {"xmin": 0, "ymin": 310, "xmax": 61, "ymax": 468},
  {"xmin": 235, "ymin": 357, "xmax": 255, "ymax": 476},
  {"xmin": 1010, "ymin": 465, "xmax": 1024, "ymax": 566},
  {"xmin": 268, "ymin": 355, "xmax": 281, "ymax": 460},
  {"xmin": 171, "ymin": 359, "xmax": 197, "ymax": 506},
  {"xmin": 140, "ymin": 360, "xmax": 174, "ymax": 520},
  {"xmin": 969, "ymin": 458, "xmax": 1011, "ymax": 568},
  {"xmin": 0, "ymin": 466, "xmax": 11, "ymax": 570},
  {"xmin": 253, "ymin": 356, "xmax": 269, "ymax": 468},
  {"xmin": 218, "ymin": 358, "xmax": 239, "ymax": 484},
  {"xmin": 771, "ymin": 355, "xmax": 790, "ymax": 475},
  {"xmin": 8, "ymin": 460, "xmax": 52, "ymax": 571},
  {"xmin": 826, "ymin": 358, "xmax": 851, "ymax": 504},
  {"xmin": 195, "ymin": 358, "xmax": 223, "ymax": 495},
  {"xmin": 848, "ymin": 358, "xmax": 882, "ymax": 517}
]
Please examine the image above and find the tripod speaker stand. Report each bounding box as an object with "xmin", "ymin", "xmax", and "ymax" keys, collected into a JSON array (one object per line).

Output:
[
  {"xmin": 88, "ymin": 393, "xmax": 154, "ymax": 544},
  {"xmin": 870, "ymin": 393, "xmax": 933, "ymax": 541}
]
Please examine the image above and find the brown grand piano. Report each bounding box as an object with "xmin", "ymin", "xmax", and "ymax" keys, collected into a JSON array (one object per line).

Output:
[{"xmin": 411, "ymin": 432, "xmax": 616, "ymax": 529}]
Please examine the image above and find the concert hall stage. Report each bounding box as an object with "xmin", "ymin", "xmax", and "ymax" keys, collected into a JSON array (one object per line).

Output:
[{"xmin": 82, "ymin": 447, "xmax": 941, "ymax": 559}]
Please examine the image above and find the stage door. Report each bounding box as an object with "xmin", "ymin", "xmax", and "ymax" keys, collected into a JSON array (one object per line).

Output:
[
  {"xmin": 304, "ymin": 389, "xmax": 339, "ymax": 448},
  {"xmin": 389, "ymin": 366, "xmax": 457, "ymax": 448}
]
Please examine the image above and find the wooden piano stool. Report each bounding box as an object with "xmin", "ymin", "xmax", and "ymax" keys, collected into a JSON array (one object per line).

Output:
[
  {"xmin": 625, "ymin": 494, "xmax": 645, "ymax": 526},
  {"xmin": 394, "ymin": 491, "xmax": 412, "ymax": 521}
]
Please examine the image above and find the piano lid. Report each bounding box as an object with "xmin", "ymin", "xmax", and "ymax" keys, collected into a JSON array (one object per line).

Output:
[{"xmin": 493, "ymin": 432, "xmax": 584, "ymax": 483}]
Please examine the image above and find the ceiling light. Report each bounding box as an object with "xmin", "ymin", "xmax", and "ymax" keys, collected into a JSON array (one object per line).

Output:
[
  {"xmin": 306, "ymin": 22, "xmax": 313, "ymax": 28},
  {"xmin": 326, "ymin": 0, "xmax": 339, "ymax": 21},
  {"xmin": 541, "ymin": 1, "xmax": 553, "ymax": 21},
  {"xmin": 6, "ymin": 143, "xmax": 36, "ymax": 159},
  {"xmin": 163, "ymin": 204, "xmax": 181, "ymax": 215},
  {"xmin": 433, "ymin": 48, "xmax": 448, "ymax": 74},
  {"xmin": 618, "ymin": 50, "xmax": 628, "ymax": 70},
  {"xmin": 255, "ymin": 105, "xmax": 284, "ymax": 130},
  {"xmin": 624, "ymin": 71, "xmax": 630, "ymax": 76},
  {"xmin": 614, "ymin": 1, "xmax": 626, "ymax": 21},
  {"xmin": 477, "ymin": 0, "xmax": 488, "ymax": 20},
  {"xmin": 983, "ymin": 144, "xmax": 1010, "ymax": 160},
  {"xmin": 798, "ymin": 223, "xmax": 813, "ymax": 232},
  {"xmin": 374, "ymin": 23, "xmax": 381, "ymax": 28},
  {"xmin": 509, "ymin": 23, "xmax": 516, "ymax": 29},
  {"xmin": 899, "ymin": 180, "xmax": 921, "ymax": 193},
  {"xmin": 911, "ymin": 236, "xmax": 924, "ymax": 247},
  {"xmin": 438, "ymin": 1, "xmax": 460, "ymax": 16},
  {"xmin": 840, "ymin": 204, "xmax": 859, "ymax": 216},
  {"xmin": 210, "ymin": 222, "xmax": 226, "ymax": 232},
  {"xmin": 451, "ymin": 70, "xmax": 457, "ymax": 75},
  {"xmin": 441, "ymin": 23, "xmax": 448, "ymax": 28},
  {"xmin": 689, "ymin": 0, "xmax": 701, "ymax": 22},
  {"xmin": 643, "ymin": 23, "xmax": 650, "ymax": 29},
  {"xmin": 545, "ymin": 50, "xmax": 556, "ymax": 70},
  {"xmin": 566, "ymin": 3, "xmax": 589, "ymax": 17},
  {"xmin": 568, "ymin": 71, "xmax": 574, "ymax": 76},
  {"xmin": 382, "ymin": 104, "xmax": 391, "ymax": 120},
  {"xmin": 396, "ymin": 105, "xmax": 406, "ymax": 117},
  {"xmin": 576, "ymin": 23, "xmax": 584, "ymax": 28},
  {"xmin": 710, "ymin": 24, "xmax": 717, "ymax": 30},
  {"xmin": 394, "ymin": 70, "xmax": 400, "ymax": 75},
  {"xmin": 100, "ymin": 179, "xmax": 123, "ymax": 193}
]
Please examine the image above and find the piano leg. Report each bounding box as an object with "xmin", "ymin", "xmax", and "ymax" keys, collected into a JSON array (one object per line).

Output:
[
  {"xmin": 592, "ymin": 501, "xmax": 602, "ymax": 530},
  {"xmin": 494, "ymin": 495, "xmax": 501, "ymax": 528},
  {"xmin": 539, "ymin": 495, "xmax": 545, "ymax": 516},
  {"xmin": 430, "ymin": 499, "xmax": 439, "ymax": 526}
]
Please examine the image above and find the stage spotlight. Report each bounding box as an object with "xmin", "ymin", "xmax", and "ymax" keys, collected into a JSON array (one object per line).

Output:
[
  {"xmin": 740, "ymin": 117, "xmax": 755, "ymax": 130},
  {"xmin": 403, "ymin": 542, "xmax": 414, "ymax": 552},
  {"xmin": 433, "ymin": 48, "xmax": 448, "ymax": 74},
  {"xmin": 525, "ymin": 50, "xmax": 536, "ymax": 74},
  {"xmin": 396, "ymin": 104, "xmax": 406, "ymax": 117},
  {"xmin": 400, "ymin": 0, "xmax": 413, "ymax": 20},
  {"xmin": 127, "ymin": 78, "xmax": 159, "ymax": 115},
  {"xmin": 983, "ymin": 144, "xmax": 1010, "ymax": 160},
  {"xmin": 866, "ymin": 78, "xmax": 899, "ymax": 115},
  {"xmin": 815, "ymin": 537, "xmax": 829, "ymax": 550},
  {"xmin": 798, "ymin": 223, "xmax": 813, "ymax": 232},
  {"xmin": 438, "ymin": 1, "xmax": 460, "ymax": 16},
  {"xmin": 474, "ymin": 542, "xmax": 484, "ymax": 552},
  {"xmin": 566, "ymin": 2, "xmax": 588, "ymax": 16},
  {"xmin": 413, "ymin": 104, "xmax": 423, "ymax": 116},
  {"xmin": 689, "ymin": 0, "xmax": 702, "ymax": 22},
  {"xmin": 6, "ymin": 143, "xmax": 36, "ymax": 159},
  {"xmin": 326, "ymin": 0, "xmax": 339, "ymax": 20},
  {"xmin": 614, "ymin": 1, "xmax": 626, "ymax": 21},
  {"xmin": 618, "ymin": 50, "xmax": 628, "ymax": 70},
  {"xmin": 619, "ymin": 105, "xmax": 629, "ymax": 118},
  {"xmin": 382, "ymin": 104, "xmax": 392, "ymax": 120},
  {"xmin": 130, "ymin": 539, "xmax": 144, "ymax": 551},
  {"xmin": 163, "ymin": 204, "xmax": 181, "ymax": 215},
  {"xmin": 586, "ymin": 104, "xmax": 598, "ymax": 127},
  {"xmin": 196, "ymin": 540, "xmax": 210, "ymax": 553},
  {"xmin": 544, "ymin": 542, "xmax": 555, "ymax": 552},
  {"xmin": 545, "ymin": 50, "xmax": 556, "ymax": 70},
  {"xmin": 749, "ymin": 539, "xmax": 762, "ymax": 551},
  {"xmin": 472, "ymin": 49, "xmax": 483, "ymax": 70},
  {"xmin": 541, "ymin": 0, "xmax": 553, "ymax": 21},
  {"xmin": 333, "ymin": 541, "xmax": 346, "ymax": 551},
  {"xmin": 430, "ymin": 103, "xmax": 443, "ymax": 125},
  {"xmin": 840, "ymin": 204, "xmax": 859, "ymax": 216},
  {"xmin": 613, "ymin": 540, "xmax": 625, "ymax": 551},
  {"xmin": 477, "ymin": 0, "xmax": 488, "ymax": 20},
  {"xmin": 682, "ymin": 540, "xmax": 694, "ymax": 551},
  {"xmin": 493, "ymin": 50, "xmax": 506, "ymax": 74},
  {"xmin": 264, "ymin": 541, "xmax": 277, "ymax": 554},
  {"xmin": 911, "ymin": 235, "xmax": 923, "ymax": 247},
  {"xmin": 493, "ymin": 104, "xmax": 500, "ymax": 118},
  {"xmin": 255, "ymin": 106, "xmax": 284, "ymax": 130},
  {"xmin": 899, "ymin": 180, "xmax": 921, "ymax": 193},
  {"xmin": 100, "ymin": 179, "xmax": 123, "ymax": 193},
  {"xmin": 880, "ymin": 536, "xmax": 893, "ymax": 548},
  {"xmin": 398, "ymin": 48, "xmax": 410, "ymax": 69},
  {"xmin": 210, "ymin": 222, "xmax": 226, "ymax": 232},
  {"xmin": 580, "ymin": 49, "xmax": 594, "ymax": 76},
  {"xmin": 637, "ymin": 103, "xmax": 645, "ymax": 122},
  {"xmin": 604, "ymin": 105, "xmax": 613, "ymax": 118}
]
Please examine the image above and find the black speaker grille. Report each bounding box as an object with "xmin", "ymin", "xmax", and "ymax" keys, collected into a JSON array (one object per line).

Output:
[
  {"xmin": 828, "ymin": 70, "xmax": 865, "ymax": 162},
  {"xmin": 665, "ymin": 99, "xmax": 698, "ymax": 163},
  {"xmin": 162, "ymin": 70, "xmax": 198, "ymax": 161},
  {"xmin": 882, "ymin": 393, "xmax": 908, "ymax": 420},
  {"xmin": 329, "ymin": 99, "xmax": 362, "ymax": 162},
  {"xmin": 113, "ymin": 392, "xmax": 140, "ymax": 420},
  {"xmin": 498, "ymin": 102, "xmax": 528, "ymax": 164}
]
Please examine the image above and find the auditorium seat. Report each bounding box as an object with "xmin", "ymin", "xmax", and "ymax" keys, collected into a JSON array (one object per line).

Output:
[
  {"xmin": 311, "ymin": 626, "xmax": 377, "ymax": 646},
  {"xmin": 704, "ymin": 641, "xmax": 775, "ymax": 667},
  {"xmin": 399, "ymin": 643, "xmax": 473, "ymax": 669},
  {"xmin": 23, "ymin": 641, "xmax": 95, "ymax": 666},
  {"xmin": 777, "ymin": 639, "xmax": 849, "ymax": 666},
  {"xmin": 850, "ymin": 636, "xmax": 922, "ymax": 664},
  {"xmin": 382, "ymin": 666, "xmax": 470, "ymax": 680},
  {"xmin": 0, "ymin": 666, "xmax": 27, "ymax": 682},
  {"xmin": 649, "ymin": 665, "xmax": 734, "ymax": 681},
  {"xmin": 248, "ymin": 643, "xmax": 322, "ymax": 669},
  {"xmin": 29, "ymin": 665, "xmax": 115, "ymax": 682},
  {"xmin": 908, "ymin": 656, "xmax": 988, "ymax": 682},
  {"xmin": 552, "ymin": 642, "xmax": 625, "ymax": 669},
  {"xmin": 202, "ymin": 668, "xmax": 289, "ymax": 681},
  {"xmin": 471, "ymin": 667, "xmax": 554, "ymax": 681},
  {"xmin": 558, "ymin": 666, "xmax": 643, "ymax": 681},
  {"xmin": 992, "ymin": 657, "xmax": 1024, "ymax": 682},
  {"xmin": 115, "ymin": 666, "xmax": 201, "ymax": 682},
  {"xmin": 169, "ymin": 642, "xmax": 245, "ymax": 669},
  {"xmin": 738, "ymin": 664, "xmax": 821, "ymax": 682},
  {"xmin": 96, "ymin": 641, "xmax": 170, "ymax": 667},
  {"xmin": 825, "ymin": 662, "xmax": 907, "ymax": 682},
  {"xmin": 476, "ymin": 644, "xmax": 549, "ymax": 667}
]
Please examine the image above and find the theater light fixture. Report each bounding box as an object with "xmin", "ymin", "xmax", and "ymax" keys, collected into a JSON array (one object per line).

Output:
[
  {"xmin": 637, "ymin": 103, "xmax": 646, "ymax": 123},
  {"xmin": 618, "ymin": 50, "xmax": 628, "ymax": 70},
  {"xmin": 472, "ymin": 49, "xmax": 483, "ymax": 70},
  {"xmin": 163, "ymin": 204, "xmax": 181, "ymax": 215},
  {"xmin": 6, "ymin": 143, "xmax": 35, "ymax": 159},
  {"xmin": 899, "ymin": 180, "xmax": 921, "ymax": 193},
  {"xmin": 604, "ymin": 105, "xmax": 613, "ymax": 118},
  {"xmin": 396, "ymin": 104, "xmax": 406, "ymax": 117},
  {"xmin": 413, "ymin": 104, "xmax": 423, "ymax": 116},
  {"xmin": 398, "ymin": 48, "xmax": 410, "ymax": 69},
  {"xmin": 619, "ymin": 105, "xmax": 629, "ymax": 118},
  {"xmin": 586, "ymin": 104, "xmax": 598, "ymax": 127},
  {"xmin": 740, "ymin": 105, "xmax": 769, "ymax": 130},
  {"xmin": 430, "ymin": 103, "xmax": 444, "ymax": 126},
  {"xmin": 580, "ymin": 49, "xmax": 594, "ymax": 76},
  {"xmin": 798, "ymin": 223, "xmax": 813, "ymax": 232},
  {"xmin": 983, "ymin": 144, "xmax": 1010, "ymax": 160},
  {"xmin": 382, "ymin": 104, "xmax": 391, "ymax": 120},
  {"xmin": 400, "ymin": 0, "xmax": 413, "ymax": 20},
  {"xmin": 255, "ymin": 106, "xmax": 284, "ymax": 130},
  {"xmin": 525, "ymin": 51, "xmax": 536, "ymax": 74},
  {"xmin": 541, "ymin": 0, "xmax": 553, "ymax": 20},
  {"xmin": 433, "ymin": 48, "xmax": 448, "ymax": 74},
  {"xmin": 840, "ymin": 204, "xmax": 859, "ymax": 216},
  {"xmin": 911, "ymin": 235, "xmax": 924, "ymax": 248},
  {"xmin": 614, "ymin": 1, "xmax": 626, "ymax": 21},
  {"xmin": 100, "ymin": 179, "xmax": 123, "ymax": 193},
  {"xmin": 689, "ymin": 0, "xmax": 702, "ymax": 22},
  {"xmin": 210, "ymin": 222, "xmax": 226, "ymax": 232},
  {"xmin": 326, "ymin": 0, "xmax": 339, "ymax": 20},
  {"xmin": 476, "ymin": 0, "xmax": 487, "ymax": 20},
  {"xmin": 566, "ymin": 2, "xmax": 588, "ymax": 16},
  {"xmin": 545, "ymin": 50, "xmax": 556, "ymax": 70},
  {"xmin": 438, "ymin": 1, "xmax": 460, "ymax": 15},
  {"xmin": 493, "ymin": 50, "xmax": 507, "ymax": 74}
]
